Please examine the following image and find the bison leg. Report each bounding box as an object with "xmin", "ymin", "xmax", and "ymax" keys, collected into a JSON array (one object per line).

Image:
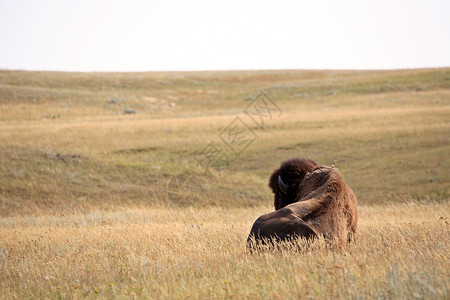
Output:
[{"xmin": 247, "ymin": 208, "xmax": 317, "ymax": 248}]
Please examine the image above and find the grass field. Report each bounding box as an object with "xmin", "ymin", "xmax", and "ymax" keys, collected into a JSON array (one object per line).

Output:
[
  {"xmin": 1, "ymin": 203, "xmax": 448, "ymax": 299},
  {"xmin": 0, "ymin": 68, "xmax": 449, "ymax": 298}
]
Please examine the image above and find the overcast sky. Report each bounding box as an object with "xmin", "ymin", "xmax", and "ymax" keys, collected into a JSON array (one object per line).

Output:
[{"xmin": 0, "ymin": 0, "xmax": 449, "ymax": 72}]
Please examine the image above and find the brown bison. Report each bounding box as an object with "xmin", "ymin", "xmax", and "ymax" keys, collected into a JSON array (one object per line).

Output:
[{"xmin": 247, "ymin": 158, "xmax": 358, "ymax": 248}]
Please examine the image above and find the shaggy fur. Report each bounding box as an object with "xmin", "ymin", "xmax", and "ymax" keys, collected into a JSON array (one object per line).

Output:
[
  {"xmin": 268, "ymin": 158, "xmax": 318, "ymax": 210},
  {"xmin": 248, "ymin": 160, "xmax": 358, "ymax": 247}
]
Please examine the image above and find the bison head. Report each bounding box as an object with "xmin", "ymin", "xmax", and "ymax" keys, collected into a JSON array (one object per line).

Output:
[{"xmin": 268, "ymin": 158, "xmax": 317, "ymax": 210}]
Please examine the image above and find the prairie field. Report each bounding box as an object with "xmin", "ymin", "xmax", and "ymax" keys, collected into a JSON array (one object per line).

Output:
[{"xmin": 0, "ymin": 68, "xmax": 449, "ymax": 298}]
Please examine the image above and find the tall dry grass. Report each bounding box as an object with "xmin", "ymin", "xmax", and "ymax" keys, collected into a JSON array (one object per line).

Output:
[
  {"xmin": 0, "ymin": 202, "xmax": 448, "ymax": 299},
  {"xmin": 0, "ymin": 68, "xmax": 449, "ymax": 298}
]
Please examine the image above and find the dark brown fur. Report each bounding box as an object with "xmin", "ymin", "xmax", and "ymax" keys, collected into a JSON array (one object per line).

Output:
[
  {"xmin": 248, "ymin": 160, "xmax": 358, "ymax": 248},
  {"xmin": 268, "ymin": 158, "xmax": 318, "ymax": 210}
]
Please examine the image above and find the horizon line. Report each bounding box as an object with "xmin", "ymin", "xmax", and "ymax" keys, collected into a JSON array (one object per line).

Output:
[{"xmin": 1, "ymin": 66, "xmax": 449, "ymax": 74}]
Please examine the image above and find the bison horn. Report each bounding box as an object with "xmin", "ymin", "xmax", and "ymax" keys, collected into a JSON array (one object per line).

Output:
[{"xmin": 278, "ymin": 175, "xmax": 288, "ymax": 194}]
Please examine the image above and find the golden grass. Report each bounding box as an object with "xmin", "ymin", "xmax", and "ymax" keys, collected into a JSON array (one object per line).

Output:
[
  {"xmin": 0, "ymin": 203, "xmax": 448, "ymax": 299},
  {"xmin": 0, "ymin": 68, "xmax": 449, "ymax": 298}
]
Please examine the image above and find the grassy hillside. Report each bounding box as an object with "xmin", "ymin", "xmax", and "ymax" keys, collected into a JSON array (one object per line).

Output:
[
  {"xmin": 0, "ymin": 69, "xmax": 449, "ymax": 299},
  {"xmin": 1, "ymin": 68, "xmax": 449, "ymax": 214}
]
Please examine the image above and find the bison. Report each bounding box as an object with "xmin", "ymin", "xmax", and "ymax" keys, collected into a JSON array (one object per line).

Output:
[{"xmin": 247, "ymin": 158, "xmax": 358, "ymax": 248}]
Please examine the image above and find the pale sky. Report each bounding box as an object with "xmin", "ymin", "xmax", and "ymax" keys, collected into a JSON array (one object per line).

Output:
[{"xmin": 0, "ymin": 0, "xmax": 449, "ymax": 71}]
